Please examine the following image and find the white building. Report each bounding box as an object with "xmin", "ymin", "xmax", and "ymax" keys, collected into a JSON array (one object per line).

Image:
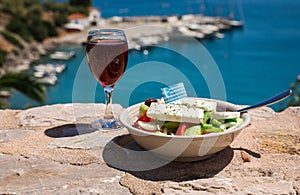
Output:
[
  {"xmin": 64, "ymin": 7, "xmax": 101, "ymax": 32},
  {"xmin": 88, "ymin": 7, "xmax": 101, "ymax": 26}
]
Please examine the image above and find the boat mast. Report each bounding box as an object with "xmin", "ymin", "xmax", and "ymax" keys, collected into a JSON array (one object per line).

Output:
[{"xmin": 199, "ymin": 0, "xmax": 205, "ymax": 16}]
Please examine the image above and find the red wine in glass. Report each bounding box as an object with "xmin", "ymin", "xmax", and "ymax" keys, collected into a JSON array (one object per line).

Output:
[{"xmin": 86, "ymin": 29, "xmax": 128, "ymax": 130}]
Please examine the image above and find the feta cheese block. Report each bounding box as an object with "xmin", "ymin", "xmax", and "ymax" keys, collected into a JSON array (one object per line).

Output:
[
  {"xmin": 147, "ymin": 102, "xmax": 204, "ymax": 123},
  {"xmin": 180, "ymin": 98, "xmax": 217, "ymax": 111},
  {"xmin": 211, "ymin": 111, "xmax": 240, "ymax": 119}
]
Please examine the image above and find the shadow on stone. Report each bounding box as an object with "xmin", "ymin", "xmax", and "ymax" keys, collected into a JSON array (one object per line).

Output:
[
  {"xmin": 232, "ymin": 147, "xmax": 261, "ymax": 158},
  {"xmin": 103, "ymin": 134, "xmax": 234, "ymax": 182},
  {"xmin": 44, "ymin": 124, "xmax": 95, "ymax": 138}
]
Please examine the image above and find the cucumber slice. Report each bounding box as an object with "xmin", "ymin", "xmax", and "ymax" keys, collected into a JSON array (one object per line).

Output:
[
  {"xmin": 184, "ymin": 125, "xmax": 202, "ymax": 136},
  {"xmin": 211, "ymin": 111, "xmax": 240, "ymax": 119},
  {"xmin": 211, "ymin": 118, "xmax": 222, "ymax": 127},
  {"xmin": 202, "ymin": 124, "xmax": 212, "ymax": 129},
  {"xmin": 163, "ymin": 121, "xmax": 180, "ymax": 130},
  {"xmin": 137, "ymin": 121, "xmax": 158, "ymax": 131},
  {"xmin": 139, "ymin": 104, "xmax": 149, "ymax": 116},
  {"xmin": 203, "ymin": 111, "xmax": 211, "ymax": 124},
  {"xmin": 204, "ymin": 126, "xmax": 224, "ymax": 133}
]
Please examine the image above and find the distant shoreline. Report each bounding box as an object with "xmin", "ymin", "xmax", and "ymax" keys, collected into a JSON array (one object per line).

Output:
[
  {"xmin": 4, "ymin": 14, "xmax": 242, "ymax": 74},
  {"xmin": 45, "ymin": 14, "xmax": 242, "ymax": 50}
]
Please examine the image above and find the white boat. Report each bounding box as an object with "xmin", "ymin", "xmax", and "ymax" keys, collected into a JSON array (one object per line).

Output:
[
  {"xmin": 34, "ymin": 64, "xmax": 55, "ymax": 74},
  {"xmin": 33, "ymin": 63, "xmax": 66, "ymax": 85},
  {"xmin": 54, "ymin": 63, "xmax": 66, "ymax": 73},
  {"xmin": 228, "ymin": 20, "xmax": 244, "ymax": 28},
  {"xmin": 215, "ymin": 32, "xmax": 225, "ymax": 39},
  {"xmin": 64, "ymin": 23, "xmax": 84, "ymax": 32},
  {"xmin": 227, "ymin": 0, "xmax": 245, "ymax": 28},
  {"xmin": 0, "ymin": 90, "xmax": 11, "ymax": 97},
  {"xmin": 34, "ymin": 63, "xmax": 66, "ymax": 74},
  {"xmin": 36, "ymin": 74, "xmax": 58, "ymax": 85},
  {"xmin": 135, "ymin": 35, "xmax": 169, "ymax": 48},
  {"xmin": 178, "ymin": 26, "xmax": 205, "ymax": 39},
  {"xmin": 128, "ymin": 41, "xmax": 141, "ymax": 51},
  {"xmin": 33, "ymin": 71, "xmax": 49, "ymax": 78},
  {"xmin": 50, "ymin": 51, "xmax": 75, "ymax": 60},
  {"xmin": 188, "ymin": 23, "xmax": 219, "ymax": 32},
  {"xmin": 186, "ymin": 23, "xmax": 219, "ymax": 39}
]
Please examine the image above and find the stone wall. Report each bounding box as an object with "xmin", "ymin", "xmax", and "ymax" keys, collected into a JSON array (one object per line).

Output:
[{"xmin": 0, "ymin": 103, "xmax": 299, "ymax": 194}]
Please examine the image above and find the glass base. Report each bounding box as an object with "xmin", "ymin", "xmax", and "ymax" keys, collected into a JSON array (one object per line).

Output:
[{"xmin": 90, "ymin": 117, "xmax": 123, "ymax": 131}]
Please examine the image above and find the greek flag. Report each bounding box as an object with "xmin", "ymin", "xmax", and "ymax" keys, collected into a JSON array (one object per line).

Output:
[{"xmin": 161, "ymin": 82, "xmax": 187, "ymax": 103}]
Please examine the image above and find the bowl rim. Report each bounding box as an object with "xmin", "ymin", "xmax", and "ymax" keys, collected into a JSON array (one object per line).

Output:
[{"xmin": 119, "ymin": 98, "xmax": 250, "ymax": 139}]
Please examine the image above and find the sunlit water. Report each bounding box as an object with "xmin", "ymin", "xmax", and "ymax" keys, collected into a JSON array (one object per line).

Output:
[{"xmin": 10, "ymin": 0, "xmax": 300, "ymax": 110}]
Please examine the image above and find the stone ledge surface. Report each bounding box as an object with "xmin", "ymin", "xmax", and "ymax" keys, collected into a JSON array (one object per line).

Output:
[{"xmin": 0, "ymin": 103, "xmax": 299, "ymax": 194}]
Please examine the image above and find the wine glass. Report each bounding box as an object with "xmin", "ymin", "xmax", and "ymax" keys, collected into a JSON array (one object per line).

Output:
[{"xmin": 86, "ymin": 29, "xmax": 128, "ymax": 130}]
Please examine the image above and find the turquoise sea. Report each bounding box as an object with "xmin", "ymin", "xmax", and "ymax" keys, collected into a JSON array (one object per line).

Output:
[{"xmin": 10, "ymin": 0, "xmax": 300, "ymax": 110}]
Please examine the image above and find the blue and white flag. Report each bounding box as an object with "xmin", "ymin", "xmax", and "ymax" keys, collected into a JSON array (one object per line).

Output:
[{"xmin": 161, "ymin": 82, "xmax": 187, "ymax": 103}]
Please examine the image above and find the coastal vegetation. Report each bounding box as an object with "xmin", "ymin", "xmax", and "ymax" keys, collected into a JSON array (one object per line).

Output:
[
  {"xmin": 2, "ymin": 0, "xmax": 57, "ymax": 43},
  {"xmin": 279, "ymin": 76, "xmax": 300, "ymax": 111},
  {"xmin": 0, "ymin": 0, "xmax": 92, "ymax": 108},
  {"xmin": 0, "ymin": 72, "xmax": 46, "ymax": 108},
  {"xmin": 0, "ymin": 0, "xmax": 92, "ymax": 66},
  {"xmin": 0, "ymin": 0, "xmax": 298, "ymax": 111}
]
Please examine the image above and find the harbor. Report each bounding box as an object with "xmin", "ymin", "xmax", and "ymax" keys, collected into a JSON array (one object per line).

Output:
[
  {"xmin": 8, "ymin": 8, "xmax": 298, "ymax": 111},
  {"xmin": 29, "ymin": 50, "xmax": 74, "ymax": 85},
  {"xmin": 33, "ymin": 63, "xmax": 66, "ymax": 85},
  {"xmin": 5, "ymin": 0, "xmax": 299, "ymax": 112},
  {"xmin": 23, "ymin": 14, "xmax": 244, "ymax": 88},
  {"xmin": 60, "ymin": 14, "xmax": 244, "ymax": 49}
]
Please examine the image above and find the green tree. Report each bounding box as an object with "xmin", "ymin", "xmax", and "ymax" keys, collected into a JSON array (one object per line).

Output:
[
  {"xmin": 0, "ymin": 72, "xmax": 46, "ymax": 109},
  {"xmin": 0, "ymin": 31, "xmax": 24, "ymax": 49},
  {"xmin": 0, "ymin": 50, "xmax": 7, "ymax": 67},
  {"xmin": 54, "ymin": 12, "xmax": 69, "ymax": 27},
  {"xmin": 23, "ymin": 0, "xmax": 39, "ymax": 8},
  {"xmin": 6, "ymin": 17, "xmax": 31, "ymax": 42},
  {"xmin": 26, "ymin": 3, "xmax": 43, "ymax": 19},
  {"xmin": 69, "ymin": 0, "xmax": 92, "ymax": 7},
  {"xmin": 42, "ymin": 21, "xmax": 58, "ymax": 37},
  {"xmin": 28, "ymin": 18, "xmax": 48, "ymax": 42},
  {"xmin": 0, "ymin": 0, "xmax": 25, "ymax": 16},
  {"xmin": 279, "ymin": 76, "xmax": 300, "ymax": 111}
]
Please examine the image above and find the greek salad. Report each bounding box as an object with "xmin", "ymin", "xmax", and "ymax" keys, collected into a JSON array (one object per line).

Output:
[{"xmin": 133, "ymin": 98, "xmax": 244, "ymax": 136}]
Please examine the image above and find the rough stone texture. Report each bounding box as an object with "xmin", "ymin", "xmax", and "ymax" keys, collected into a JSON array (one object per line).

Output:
[
  {"xmin": 17, "ymin": 103, "xmax": 124, "ymax": 127},
  {"xmin": 0, "ymin": 154, "xmax": 129, "ymax": 194},
  {"xmin": 0, "ymin": 129, "xmax": 35, "ymax": 143},
  {"xmin": 0, "ymin": 103, "xmax": 299, "ymax": 194}
]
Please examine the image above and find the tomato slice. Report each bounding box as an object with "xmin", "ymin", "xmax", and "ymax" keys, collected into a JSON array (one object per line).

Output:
[
  {"xmin": 137, "ymin": 113, "xmax": 151, "ymax": 122},
  {"xmin": 176, "ymin": 122, "xmax": 189, "ymax": 136}
]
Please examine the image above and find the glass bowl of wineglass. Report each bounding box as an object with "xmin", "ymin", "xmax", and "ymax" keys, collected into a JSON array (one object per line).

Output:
[{"xmin": 86, "ymin": 29, "xmax": 128, "ymax": 130}]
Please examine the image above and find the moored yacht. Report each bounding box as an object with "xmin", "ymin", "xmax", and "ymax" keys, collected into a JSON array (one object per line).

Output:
[{"xmin": 50, "ymin": 51, "xmax": 75, "ymax": 60}]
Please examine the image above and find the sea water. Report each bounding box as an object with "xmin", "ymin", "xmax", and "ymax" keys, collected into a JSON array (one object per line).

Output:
[{"xmin": 10, "ymin": 0, "xmax": 300, "ymax": 110}]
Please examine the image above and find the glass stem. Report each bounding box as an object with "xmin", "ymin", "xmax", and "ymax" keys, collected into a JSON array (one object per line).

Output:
[{"xmin": 103, "ymin": 86, "xmax": 114, "ymax": 120}]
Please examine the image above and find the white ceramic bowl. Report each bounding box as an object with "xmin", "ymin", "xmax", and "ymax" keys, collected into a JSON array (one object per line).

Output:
[{"xmin": 119, "ymin": 98, "xmax": 250, "ymax": 162}]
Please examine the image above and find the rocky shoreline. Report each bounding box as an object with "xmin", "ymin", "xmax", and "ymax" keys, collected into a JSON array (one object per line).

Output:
[
  {"xmin": 3, "ymin": 41, "xmax": 54, "ymax": 73},
  {"xmin": 2, "ymin": 14, "xmax": 243, "ymax": 74}
]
